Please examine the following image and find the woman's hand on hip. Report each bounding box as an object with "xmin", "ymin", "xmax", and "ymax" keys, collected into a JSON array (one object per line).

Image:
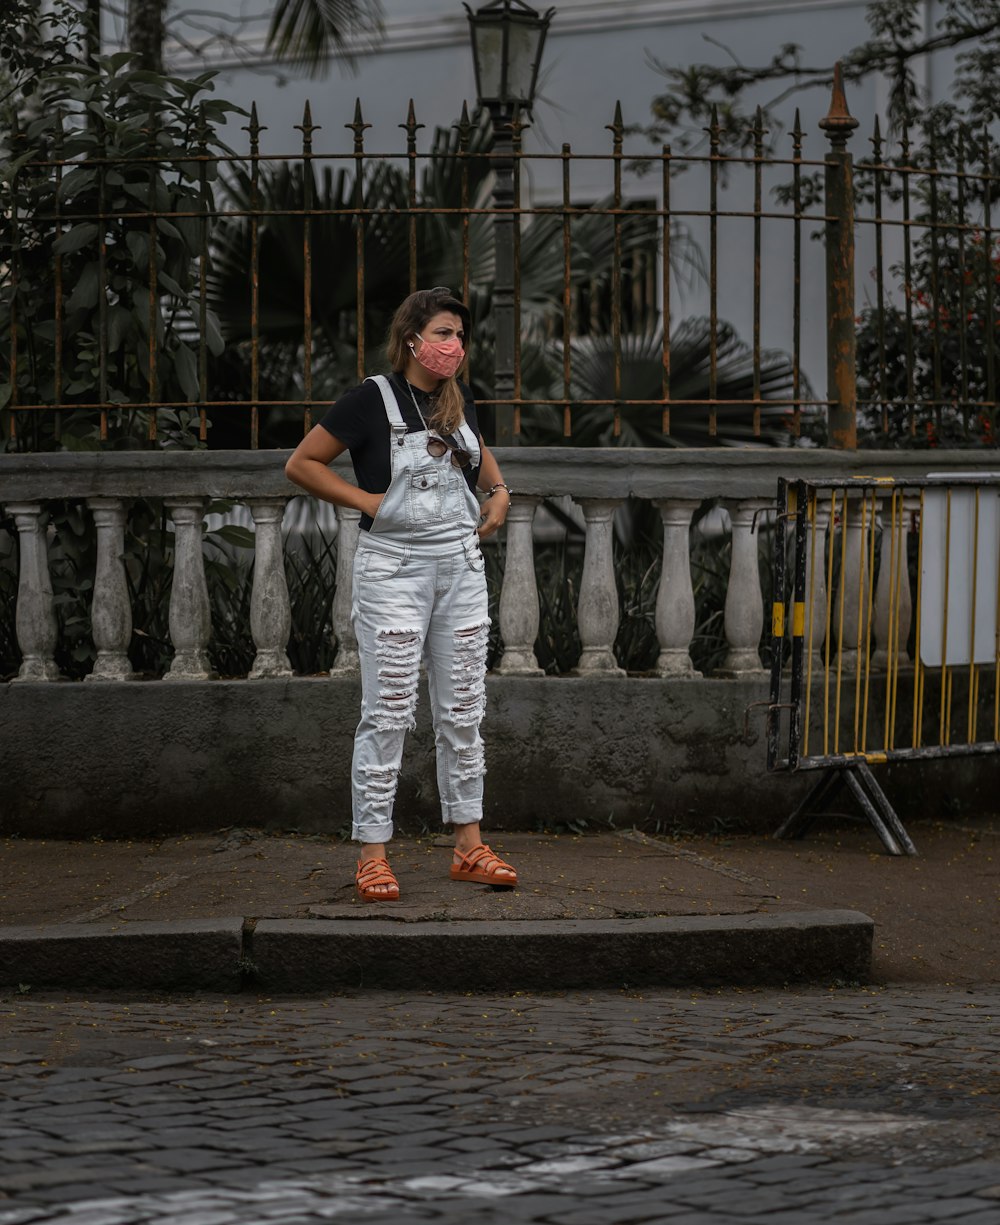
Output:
[{"xmin": 477, "ymin": 490, "xmax": 509, "ymax": 540}]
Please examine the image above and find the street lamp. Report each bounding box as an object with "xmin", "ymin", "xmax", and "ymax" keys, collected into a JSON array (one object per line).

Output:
[
  {"xmin": 465, "ymin": 0, "xmax": 554, "ymax": 446},
  {"xmin": 466, "ymin": 0, "xmax": 553, "ymax": 122}
]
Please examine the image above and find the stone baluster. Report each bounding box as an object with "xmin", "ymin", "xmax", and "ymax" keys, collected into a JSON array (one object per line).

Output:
[
  {"xmin": 803, "ymin": 496, "xmax": 832, "ymax": 676},
  {"xmin": 86, "ymin": 497, "xmax": 133, "ymax": 681},
  {"xmin": 873, "ymin": 490, "xmax": 917, "ymax": 668},
  {"xmin": 7, "ymin": 502, "xmax": 60, "ymax": 682},
  {"xmin": 575, "ymin": 498, "xmax": 625, "ymax": 676},
  {"xmin": 496, "ymin": 496, "xmax": 543, "ymax": 675},
  {"xmin": 653, "ymin": 498, "xmax": 701, "ymax": 678},
  {"xmin": 330, "ymin": 504, "xmax": 360, "ymax": 674},
  {"xmin": 248, "ymin": 498, "xmax": 292, "ymax": 679},
  {"xmin": 873, "ymin": 490, "xmax": 909, "ymax": 671},
  {"xmin": 164, "ymin": 497, "xmax": 213, "ymax": 681},
  {"xmin": 717, "ymin": 498, "xmax": 770, "ymax": 678},
  {"xmin": 835, "ymin": 492, "xmax": 873, "ymax": 672}
]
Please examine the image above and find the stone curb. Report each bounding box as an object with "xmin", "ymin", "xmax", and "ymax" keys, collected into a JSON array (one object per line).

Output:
[
  {"xmin": 0, "ymin": 919, "xmax": 244, "ymax": 992},
  {"xmin": 0, "ymin": 911, "xmax": 873, "ymax": 993},
  {"xmin": 251, "ymin": 910, "xmax": 874, "ymax": 991}
]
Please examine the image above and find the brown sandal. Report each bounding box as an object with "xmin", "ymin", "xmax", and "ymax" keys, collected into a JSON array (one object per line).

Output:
[
  {"xmin": 355, "ymin": 856, "xmax": 400, "ymax": 902},
  {"xmin": 450, "ymin": 843, "xmax": 517, "ymax": 889}
]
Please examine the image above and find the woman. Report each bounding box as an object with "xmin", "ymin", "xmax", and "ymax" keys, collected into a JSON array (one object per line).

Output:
[{"xmin": 285, "ymin": 287, "xmax": 517, "ymax": 901}]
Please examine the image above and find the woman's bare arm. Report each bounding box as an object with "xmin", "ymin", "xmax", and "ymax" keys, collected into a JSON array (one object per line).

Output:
[
  {"xmin": 475, "ymin": 442, "xmax": 510, "ymax": 540},
  {"xmin": 285, "ymin": 425, "xmax": 383, "ymax": 519}
]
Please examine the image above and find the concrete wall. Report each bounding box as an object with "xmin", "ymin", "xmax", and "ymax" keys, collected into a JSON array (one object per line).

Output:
[{"xmin": 1, "ymin": 676, "xmax": 994, "ymax": 840}]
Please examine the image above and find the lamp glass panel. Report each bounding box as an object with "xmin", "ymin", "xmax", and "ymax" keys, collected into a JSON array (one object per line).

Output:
[
  {"xmin": 505, "ymin": 22, "xmax": 542, "ymax": 102},
  {"xmin": 473, "ymin": 26, "xmax": 505, "ymax": 101}
]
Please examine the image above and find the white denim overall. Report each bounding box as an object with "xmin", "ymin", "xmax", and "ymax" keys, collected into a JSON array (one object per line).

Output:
[{"xmin": 350, "ymin": 375, "xmax": 489, "ymax": 843}]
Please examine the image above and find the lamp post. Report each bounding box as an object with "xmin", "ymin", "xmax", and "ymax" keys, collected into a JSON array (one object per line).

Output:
[{"xmin": 466, "ymin": 0, "xmax": 554, "ymax": 447}]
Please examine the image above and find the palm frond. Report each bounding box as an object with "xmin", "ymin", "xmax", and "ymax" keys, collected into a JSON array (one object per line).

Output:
[
  {"xmin": 265, "ymin": 0, "xmax": 384, "ymax": 76},
  {"xmin": 209, "ymin": 158, "xmax": 409, "ymax": 346},
  {"xmin": 516, "ymin": 319, "xmax": 806, "ymax": 447}
]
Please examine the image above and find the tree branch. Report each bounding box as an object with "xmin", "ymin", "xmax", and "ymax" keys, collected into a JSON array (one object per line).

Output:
[{"xmin": 643, "ymin": 1, "xmax": 1000, "ymax": 150}]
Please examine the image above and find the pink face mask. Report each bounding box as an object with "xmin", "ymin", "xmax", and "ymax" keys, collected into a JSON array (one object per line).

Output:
[{"xmin": 410, "ymin": 333, "xmax": 465, "ymax": 380}]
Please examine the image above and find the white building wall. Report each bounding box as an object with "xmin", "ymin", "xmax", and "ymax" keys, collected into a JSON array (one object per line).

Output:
[{"xmin": 167, "ymin": 1, "xmax": 888, "ymax": 157}]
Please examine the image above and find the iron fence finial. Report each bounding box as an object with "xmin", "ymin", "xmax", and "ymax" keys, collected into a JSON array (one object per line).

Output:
[
  {"xmin": 243, "ymin": 102, "xmax": 266, "ymax": 154},
  {"xmin": 346, "ymin": 99, "xmax": 372, "ymax": 154},
  {"xmin": 454, "ymin": 100, "xmax": 473, "ymax": 144},
  {"xmin": 401, "ymin": 99, "xmax": 425, "ymax": 146},
  {"xmin": 295, "ymin": 101, "xmax": 319, "ymax": 151},
  {"xmin": 820, "ymin": 62, "xmax": 859, "ymax": 148},
  {"xmin": 870, "ymin": 113, "xmax": 882, "ymax": 159}
]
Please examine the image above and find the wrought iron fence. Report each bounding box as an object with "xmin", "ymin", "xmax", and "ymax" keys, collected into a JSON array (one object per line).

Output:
[{"xmin": 2, "ymin": 65, "xmax": 998, "ymax": 451}]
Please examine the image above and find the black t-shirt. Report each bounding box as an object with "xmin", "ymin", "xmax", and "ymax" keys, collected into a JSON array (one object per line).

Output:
[{"xmin": 318, "ymin": 375, "xmax": 482, "ymax": 531}]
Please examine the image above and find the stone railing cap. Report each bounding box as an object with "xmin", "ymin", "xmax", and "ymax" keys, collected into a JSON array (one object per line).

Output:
[{"xmin": 2, "ymin": 447, "xmax": 999, "ymax": 503}]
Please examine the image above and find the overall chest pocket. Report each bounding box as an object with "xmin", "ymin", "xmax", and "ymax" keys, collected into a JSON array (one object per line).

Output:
[{"xmin": 406, "ymin": 466, "xmax": 443, "ymax": 521}]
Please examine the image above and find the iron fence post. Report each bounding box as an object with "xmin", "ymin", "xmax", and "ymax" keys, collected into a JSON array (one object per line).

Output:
[
  {"xmin": 821, "ymin": 63, "xmax": 859, "ymax": 450},
  {"xmin": 490, "ymin": 105, "xmax": 517, "ymax": 447}
]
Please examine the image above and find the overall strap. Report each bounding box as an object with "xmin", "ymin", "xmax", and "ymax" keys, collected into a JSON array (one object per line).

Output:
[
  {"xmin": 455, "ymin": 419, "xmax": 481, "ymax": 466},
  {"xmin": 365, "ymin": 375, "xmax": 408, "ymax": 445}
]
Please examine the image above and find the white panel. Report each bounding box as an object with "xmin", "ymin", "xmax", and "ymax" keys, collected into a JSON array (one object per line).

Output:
[{"xmin": 920, "ymin": 481, "xmax": 1000, "ymax": 668}]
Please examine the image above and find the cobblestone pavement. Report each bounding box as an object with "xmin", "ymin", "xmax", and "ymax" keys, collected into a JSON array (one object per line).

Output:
[{"xmin": 1, "ymin": 987, "xmax": 998, "ymax": 1224}]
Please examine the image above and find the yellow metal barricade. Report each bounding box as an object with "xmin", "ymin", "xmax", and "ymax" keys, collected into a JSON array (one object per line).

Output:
[{"xmin": 765, "ymin": 475, "xmax": 1000, "ymax": 854}]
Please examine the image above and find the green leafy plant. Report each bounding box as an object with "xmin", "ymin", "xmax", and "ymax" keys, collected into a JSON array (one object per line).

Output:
[
  {"xmin": 855, "ymin": 177, "xmax": 1000, "ymax": 448},
  {"xmin": 0, "ymin": 1, "xmax": 243, "ymax": 451}
]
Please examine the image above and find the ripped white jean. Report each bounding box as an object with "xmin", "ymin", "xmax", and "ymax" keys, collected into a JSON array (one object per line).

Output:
[{"xmin": 350, "ymin": 542, "xmax": 490, "ymax": 843}]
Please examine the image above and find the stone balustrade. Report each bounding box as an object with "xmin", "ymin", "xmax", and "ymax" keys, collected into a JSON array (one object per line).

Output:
[{"xmin": 2, "ymin": 448, "xmax": 996, "ymax": 684}]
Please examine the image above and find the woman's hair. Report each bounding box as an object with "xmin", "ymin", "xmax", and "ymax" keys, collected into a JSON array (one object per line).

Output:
[{"xmin": 386, "ymin": 286, "xmax": 471, "ymax": 435}]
